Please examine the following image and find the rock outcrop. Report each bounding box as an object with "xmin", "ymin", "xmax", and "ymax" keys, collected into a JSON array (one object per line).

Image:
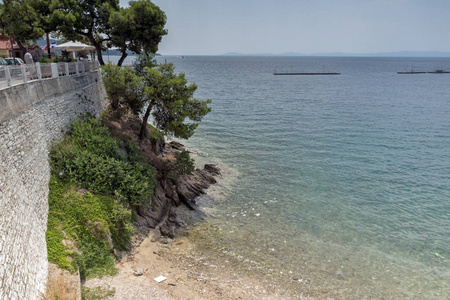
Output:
[{"xmin": 134, "ymin": 141, "xmax": 221, "ymax": 240}]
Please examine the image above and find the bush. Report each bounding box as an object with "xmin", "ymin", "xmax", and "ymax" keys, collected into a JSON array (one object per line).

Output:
[
  {"xmin": 174, "ymin": 150, "xmax": 195, "ymax": 176},
  {"xmin": 50, "ymin": 114, "xmax": 156, "ymax": 206}
]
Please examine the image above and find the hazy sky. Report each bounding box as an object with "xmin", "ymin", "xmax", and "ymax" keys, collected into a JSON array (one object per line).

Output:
[{"xmin": 119, "ymin": 0, "xmax": 450, "ymax": 55}]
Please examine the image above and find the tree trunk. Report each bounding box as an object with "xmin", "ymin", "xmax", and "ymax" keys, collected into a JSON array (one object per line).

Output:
[
  {"xmin": 139, "ymin": 102, "xmax": 154, "ymax": 140},
  {"xmin": 46, "ymin": 32, "xmax": 51, "ymax": 59},
  {"xmin": 111, "ymin": 95, "xmax": 119, "ymax": 110},
  {"xmin": 16, "ymin": 41, "xmax": 27, "ymax": 59},
  {"xmin": 94, "ymin": 43, "xmax": 105, "ymax": 65},
  {"xmin": 117, "ymin": 51, "xmax": 128, "ymax": 67}
]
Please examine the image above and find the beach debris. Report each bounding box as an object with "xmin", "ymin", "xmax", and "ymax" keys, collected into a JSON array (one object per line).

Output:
[
  {"xmin": 133, "ymin": 268, "xmax": 145, "ymax": 276},
  {"xmin": 154, "ymin": 275, "xmax": 167, "ymax": 283},
  {"xmin": 166, "ymin": 278, "xmax": 177, "ymax": 286}
]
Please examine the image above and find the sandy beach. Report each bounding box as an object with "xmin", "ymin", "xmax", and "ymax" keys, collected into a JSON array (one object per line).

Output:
[{"xmin": 84, "ymin": 228, "xmax": 302, "ymax": 300}]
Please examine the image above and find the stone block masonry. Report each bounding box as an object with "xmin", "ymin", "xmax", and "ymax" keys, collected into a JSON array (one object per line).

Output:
[{"xmin": 0, "ymin": 71, "xmax": 108, "ymax": 299}]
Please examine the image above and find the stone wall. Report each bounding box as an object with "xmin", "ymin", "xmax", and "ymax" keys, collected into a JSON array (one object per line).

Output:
[{"xmin": 0, "ymin": 71, "xmax": 107, "ymax": 300}]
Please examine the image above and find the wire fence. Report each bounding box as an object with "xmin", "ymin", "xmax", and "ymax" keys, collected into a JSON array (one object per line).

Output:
[{"xmin": 0, "ymin": 61, "xmax": 100, "ymax": 90}]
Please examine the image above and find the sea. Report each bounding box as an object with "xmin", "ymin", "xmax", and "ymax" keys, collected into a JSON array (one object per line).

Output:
[{"xmin": 113, "ymin": 55, "xmax": 450, "ymax": 298}]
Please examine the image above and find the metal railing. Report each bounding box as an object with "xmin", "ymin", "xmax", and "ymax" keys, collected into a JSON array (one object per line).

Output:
[{"xmin": 0, "ymin": 61, "xmax": 100, "ymax": 90}]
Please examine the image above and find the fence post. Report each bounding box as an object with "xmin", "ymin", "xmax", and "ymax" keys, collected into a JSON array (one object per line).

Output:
[
  {"xmin": 36, "ymin": 62, "xmax": 42, "ymax": 80},
  {"xmin": 21, "ymin": 65, "xmax": 27, "ymax": 83},
  {"xmin": 51, "ymin": 63, "xmax": 58, "ymax": 78},
  {"xmin": 75, "ymin": 62, "xmax": 79, "ymax": 75},
  {"xmin": 65, "ymin": 63, "xmax": 69, "ymax": 76},
  {"xmin": 5, "ymin": 66, "xmax": 11, "ymax": 87}
]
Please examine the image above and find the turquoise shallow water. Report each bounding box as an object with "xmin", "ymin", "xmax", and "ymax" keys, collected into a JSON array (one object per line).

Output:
[{"xmin": 155, "ymin": 56, "xmax": 450, "ymax": 298}]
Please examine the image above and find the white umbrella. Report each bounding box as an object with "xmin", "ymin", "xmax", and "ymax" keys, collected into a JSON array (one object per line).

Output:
[{"xmin": 53, "ymin": 41, "xmax": 96, "ymax": 52}]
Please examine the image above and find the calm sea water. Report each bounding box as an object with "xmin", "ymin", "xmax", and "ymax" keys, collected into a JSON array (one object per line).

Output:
[{"xmin": 122, "ymin": 55, "xmax": 450, "ymax": 298}]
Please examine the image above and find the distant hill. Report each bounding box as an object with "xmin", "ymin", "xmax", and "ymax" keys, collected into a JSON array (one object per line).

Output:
[
  {"xmin": 36, "ymin": 38, "xmax": 58, "ymax": 47},
  {"xmin": 223, "ymin": 51, "xmax": 450, "ymax": 57}
]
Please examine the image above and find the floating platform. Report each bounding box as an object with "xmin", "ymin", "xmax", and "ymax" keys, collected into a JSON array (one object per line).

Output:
[
  {"xmin": 273, "ymin": 72, "xmax": 341, "ymax": 76},
  {"xmin": 427, "ymin": 70, "xmax": 450, "ymax": 74},
  {"xmin": 397, "ymin": 71, "xmax": 426, "ymax": 74}
]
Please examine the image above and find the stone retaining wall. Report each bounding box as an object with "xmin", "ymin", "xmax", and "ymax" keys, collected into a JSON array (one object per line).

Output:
[{"xmin": 0, "ymin": 71, "xmax": 107, "ymax": 299}]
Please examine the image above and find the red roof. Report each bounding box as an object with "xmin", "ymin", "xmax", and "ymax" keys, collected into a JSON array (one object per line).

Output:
[{"xmin": 0, "ymin": 36, "xmax": 19, "ymax": 50}]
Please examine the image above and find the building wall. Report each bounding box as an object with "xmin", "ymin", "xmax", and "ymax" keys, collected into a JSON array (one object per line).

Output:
[{"xmin": 0, "ymin": 71, "xmax": 107, "ymax": 299}]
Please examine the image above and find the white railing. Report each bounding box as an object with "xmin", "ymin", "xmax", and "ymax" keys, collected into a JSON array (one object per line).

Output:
[{"xmin": 0, "ymin": 61, "xmax": 100, "ymax": 90}]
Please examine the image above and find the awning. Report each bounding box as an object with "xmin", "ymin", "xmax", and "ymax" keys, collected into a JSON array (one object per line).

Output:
[{"xmin": 53, "ymin": 41, "xmax": 96, "ymax": 52}]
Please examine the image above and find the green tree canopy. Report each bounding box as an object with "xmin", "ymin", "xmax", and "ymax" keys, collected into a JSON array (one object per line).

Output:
[
  {"xmin": 101, "ymin": 63, "xmax": 142, "ymax": 111},
  {"xmin": 50, "ymin": 0, "xmax": 119, "ymax": 65},
  {"xmin": 49, "ymin": 0, "xmax": 166, "ymax": 66},
  {"xmin": 0, "ymin": 0, "xmax": 46, "ymax": 54},
  {"xmin": 138, "ymin": 63, "xmax": 212, "ymax": 140},
  {"xmin": 110, "ymin": 0, "xmax": 167, "ymax": 66}
]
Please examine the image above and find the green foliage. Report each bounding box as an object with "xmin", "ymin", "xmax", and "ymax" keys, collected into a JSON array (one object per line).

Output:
[
  {"xmin": 110, "ymin": 0, "xmax": 167, "ymax": 58},
  {"xmin": 101, "ymin": 63, "xmax": 143, "ymax": 111},
  {"xmin": 174, "ymin": 150, "xmax": 195, "ymax": 176},
  {"xmin": 48, "ymin": 0, "xmax": 166, "ymax": 66},
  {"xmin": 50, "ymin": 0, "xmax": 119, "ymax": 64},
  {"xmin": 47, "ymin": 114, "xmax": 157, "ymax": 279},
  {"xmin": 50, "ymin": 114, "xmax": 156, "ymax": 206},
  {"xmin": 46, "ymin": 176, "xmax": 130, "ymax": 278},
  {"xmin": 139, "ymin": 63, "xmax": 212, "ymax": 140},
  {"xmin": 133, "ymin": 53, "xmax": 157, "ymax": 76},
  {"xmin": 81, "ymin": 286, "xmax": 116, "ymax": 300},
  {"xmin": 0, "ymin": 0, "xmax": 45, "ymax": 44}
]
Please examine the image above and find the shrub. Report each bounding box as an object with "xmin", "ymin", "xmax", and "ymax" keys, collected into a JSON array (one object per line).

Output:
[
  {"xmin": 50, "ymin": 114, "xmax": 156, "ymax": 206},
  {"xmin": 174, "ymin": 150, "xmax": 195, "ymax": 176}
]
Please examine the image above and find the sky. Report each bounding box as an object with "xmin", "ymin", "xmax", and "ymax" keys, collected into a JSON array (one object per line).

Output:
[{"xmin": 119, "ymin": 0, "xmax": 450, "ymax": 55}]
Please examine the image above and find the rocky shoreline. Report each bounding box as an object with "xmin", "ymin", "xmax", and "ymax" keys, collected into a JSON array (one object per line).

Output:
[
  {"xmin": 104, "ymin": 114, "xmax": 221, "ymax": 249},
  {"xmin": 134, "ymin": 141, "xmax": 221, "ymax": 241}
]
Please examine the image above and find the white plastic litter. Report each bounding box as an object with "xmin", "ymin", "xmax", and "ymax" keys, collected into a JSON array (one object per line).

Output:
[{"xmin": 154, "ymin": 275, "xmax": 167, "ymax": 283}]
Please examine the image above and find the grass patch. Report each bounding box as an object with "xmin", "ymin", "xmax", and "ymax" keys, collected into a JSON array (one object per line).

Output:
[
  {"xmin": 46, "ymin": 176, "xmax": 128, "ymax": 278},
  {"xmin": 82, "ymin": 286, "xmax": 116, "ymax": 300}
]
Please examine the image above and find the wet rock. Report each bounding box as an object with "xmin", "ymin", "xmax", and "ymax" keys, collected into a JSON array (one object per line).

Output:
[
  {"xmin": 168, "ymin": 141, "xmax": 185, "ymax": 151},
  {"xmin": 204, "ymin": 164, "xmax": 221, "ymax": 176},
  {"xmin": 175, "ymin": 165, "xmax": 220, "ymax": 210},
  {"xmin": 160, "ymin": 224, "xmax": 176, "ymax": 238}
]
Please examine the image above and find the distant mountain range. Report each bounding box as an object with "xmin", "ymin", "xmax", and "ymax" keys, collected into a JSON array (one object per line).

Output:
[{"xmin": 223, "ymin": 51, "xmax": 450, "ymax": 57}]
